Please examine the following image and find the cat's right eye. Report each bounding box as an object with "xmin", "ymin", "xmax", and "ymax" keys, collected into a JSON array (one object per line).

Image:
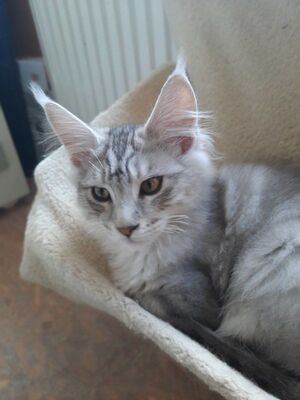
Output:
[{"xmin": 91, "ymin": 187, "xmax": 111, "ymax": 202}]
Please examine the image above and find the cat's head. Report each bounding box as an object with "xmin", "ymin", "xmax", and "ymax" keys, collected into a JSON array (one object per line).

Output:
[{"xmin": 33, "ymin": 61, "xmax": 214, "ymax": 246}]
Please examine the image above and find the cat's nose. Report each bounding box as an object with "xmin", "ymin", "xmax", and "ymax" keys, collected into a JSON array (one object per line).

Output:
[{"xmin": 117, "ymin": 224, "xmax": 139, "ymax": 237}]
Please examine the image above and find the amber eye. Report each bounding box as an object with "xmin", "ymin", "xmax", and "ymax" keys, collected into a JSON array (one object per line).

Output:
[
  {"xmin": 140, "ymin": 176, "xmax": 163, "ymax": 196},
  {"xmin": 91, "ymin": 187, "xmax": 111, "ymax": 202}
]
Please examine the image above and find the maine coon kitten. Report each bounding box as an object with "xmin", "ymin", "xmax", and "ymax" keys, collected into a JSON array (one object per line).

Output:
[{"xmin": 32, "ymin": 60, "xmax": 300, "ymax": 399}]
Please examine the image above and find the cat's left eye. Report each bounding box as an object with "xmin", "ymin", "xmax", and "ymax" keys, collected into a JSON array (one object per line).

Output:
[
  {"xmin": 140, "ymin": 176, "xmax": 163, "ymax": 196},
  {"xmin": 91, "ymin": 187, "xmax": 111, "ymax": 202}
]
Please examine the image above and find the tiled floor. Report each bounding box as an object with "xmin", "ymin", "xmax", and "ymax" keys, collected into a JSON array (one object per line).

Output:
[{"xmin": 0, "ymin": 193, "xmax": 223, "ymax": 400}]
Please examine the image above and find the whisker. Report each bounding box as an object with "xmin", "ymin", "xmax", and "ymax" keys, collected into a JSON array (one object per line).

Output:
[
  {"xmin": 165, "ymin": 224, "xmax": 186, "ymax": 234},
  {"xmin": 88, "ymin": 160, "xmax": 101, "ymax": 174},
  {"xmin": 168, "ymin": 215, "xmax": 190, "ymax": 228},
  {"xmin": 91, "ymin": 149, "xmax": 104, "ymax": 168},
  {"xmin": 170, "ymin": 218, "xmax": 190, "ymax": 224}
]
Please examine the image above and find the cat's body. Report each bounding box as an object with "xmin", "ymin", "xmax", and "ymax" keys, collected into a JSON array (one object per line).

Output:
[
  {"xmin": 33, "ymin": 59, "xmax": 300, "ymax": 398},
  {"xmin": 214, "ymin": 164, "xmax": 300, "ymax": 373},
  {"xmin": 89, "ymin": 128, "xmax": 300, "ymax": 377}
]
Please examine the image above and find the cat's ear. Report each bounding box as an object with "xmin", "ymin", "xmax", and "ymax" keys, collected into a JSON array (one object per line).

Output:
[
  {"xmin": 31, "ymin": 83, "xmax": 98, "ymax": 166},
  {"xmin": 144, "ymin": 57, "xmax": 198, "ymax": 155}
]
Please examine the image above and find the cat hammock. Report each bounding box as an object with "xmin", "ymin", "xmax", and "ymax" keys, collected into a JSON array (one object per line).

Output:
[{"xmin": 20, "ymin": 65, "xmax": 276, "ymax": 400}]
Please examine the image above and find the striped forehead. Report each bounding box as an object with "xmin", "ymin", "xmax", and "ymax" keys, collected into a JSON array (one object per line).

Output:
[{"xmin": 100, "ymin": 124, "xmax": 142, "ymax": 183}]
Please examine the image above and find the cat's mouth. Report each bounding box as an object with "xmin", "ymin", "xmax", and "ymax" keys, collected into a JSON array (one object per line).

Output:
[{"xmin": 118, "ymin": 219, "xmax": 167, "ymax": 243}]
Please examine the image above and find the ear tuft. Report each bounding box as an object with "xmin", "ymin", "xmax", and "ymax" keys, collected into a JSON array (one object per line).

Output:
[
  {"xmin": 172, "ymin": 49, "xmax": 187, "ymax": 77},
  {"xmin": 30, "ymin": 82, "xmax": 51, "ymax": 108},
  {"xmin": 144, "ymin": 56, "xmax": 198, "ymax": 155},
  {"xmin": 31, "ymin": 84, "xmax": 98, "ymax": 166}
]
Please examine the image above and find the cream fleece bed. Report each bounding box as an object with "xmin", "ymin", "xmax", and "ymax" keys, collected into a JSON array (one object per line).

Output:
[{"xmin": 20, "ymin": 65, "xmax": 277, "ymax": 400}]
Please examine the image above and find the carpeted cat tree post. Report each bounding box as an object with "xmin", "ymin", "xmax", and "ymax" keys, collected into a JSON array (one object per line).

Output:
[{"xmin": 21, "ymin": 1, "xmax": 300, "ymax": 399}]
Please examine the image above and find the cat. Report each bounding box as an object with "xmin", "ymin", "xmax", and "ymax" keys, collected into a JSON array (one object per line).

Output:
[{"xmin": 32, "ymin": 59, "xmax": 300, "ymax": 399}]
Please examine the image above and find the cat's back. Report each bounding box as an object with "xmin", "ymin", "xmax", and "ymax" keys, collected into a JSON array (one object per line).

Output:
[{"xmin": 218, "ymin": 163, "xmax": 300, "ymax": 227}]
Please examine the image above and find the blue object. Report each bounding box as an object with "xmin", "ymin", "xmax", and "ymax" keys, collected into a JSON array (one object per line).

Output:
[{"xmin": 0, "ymin": 0, "xmax": 37, "ymax": 176}]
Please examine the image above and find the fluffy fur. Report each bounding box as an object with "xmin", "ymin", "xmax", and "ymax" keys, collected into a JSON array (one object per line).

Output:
[{"xmin": 33, "ymin": 61, "xmax": 300, "ymax": 399}]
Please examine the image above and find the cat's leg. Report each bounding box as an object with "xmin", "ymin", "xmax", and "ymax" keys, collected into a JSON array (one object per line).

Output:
[{"xmin": 133, "ymin": 267, "xmax": 220, "ymax": 330}]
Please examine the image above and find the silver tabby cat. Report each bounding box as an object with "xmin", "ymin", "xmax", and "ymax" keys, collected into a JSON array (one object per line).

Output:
[{"xmin": 33, "ymin": 60, "xmax": 300, "ymax": 399}]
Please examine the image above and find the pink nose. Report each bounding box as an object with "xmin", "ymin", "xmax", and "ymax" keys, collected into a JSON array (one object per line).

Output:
[{"xmin": 117, "ymin": 225, "xmax": 139, "ymax": 237}]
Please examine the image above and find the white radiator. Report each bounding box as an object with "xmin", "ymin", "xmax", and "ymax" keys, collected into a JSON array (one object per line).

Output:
[{"xmin": 29, "ymin": 0, "xmax": 177, "ymax": 122}]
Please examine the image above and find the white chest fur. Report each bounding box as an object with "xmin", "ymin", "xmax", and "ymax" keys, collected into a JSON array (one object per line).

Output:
[{"xmin": 102, "ymin": 230, "xmax": 196, "ymax": 294}]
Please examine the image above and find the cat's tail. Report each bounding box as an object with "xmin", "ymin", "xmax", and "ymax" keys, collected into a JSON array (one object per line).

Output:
[{"xmin": 168, "ymin": 317, "xmax": 300, "ymax": 400}]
